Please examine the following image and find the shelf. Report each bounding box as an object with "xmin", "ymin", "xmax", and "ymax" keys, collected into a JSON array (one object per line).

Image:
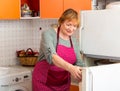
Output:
[{"xmin": 20, "ymin": 16, "xmax": 40, "ymax": 19}]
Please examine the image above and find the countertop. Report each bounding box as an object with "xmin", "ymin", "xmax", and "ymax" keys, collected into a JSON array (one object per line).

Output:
[
  {"xmin": 2, "ymin": 65, "xmax": 80, "ymax": 86},
  {"xmin": 5, "ymin": 65, "xmax": 34, "ymax": 71}
]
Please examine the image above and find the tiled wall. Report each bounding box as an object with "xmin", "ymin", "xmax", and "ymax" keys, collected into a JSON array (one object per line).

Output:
[{"xmin": 0, "ymin": 19, "xmax": 57, "ymax": 66}]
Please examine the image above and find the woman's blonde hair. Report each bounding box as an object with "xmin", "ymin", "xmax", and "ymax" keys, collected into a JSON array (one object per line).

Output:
[{"xmin": 58, "ymin": 8, "xmax": 80, "ymax": 28}]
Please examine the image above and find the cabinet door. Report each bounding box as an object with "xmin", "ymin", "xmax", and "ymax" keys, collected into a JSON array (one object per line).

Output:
[
  {"xmin": 0, "ymin": 0, "xmax": 20, "ymax": 19},
  {"xmin": 40, "ymin": 0, "xmax": 63, "ymax": 18},
  {"xmin": 70, "ymin": 85, "xmax": 79, "ymax": 91},
  {"xmin": 64, "ymin": 0, "xmax": 91, "ymax": 13}
]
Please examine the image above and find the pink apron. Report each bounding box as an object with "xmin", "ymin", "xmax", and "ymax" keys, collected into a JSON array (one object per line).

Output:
[{"xmin": 32, "ymin": 27, "xmax": 77, "ymax": 91}]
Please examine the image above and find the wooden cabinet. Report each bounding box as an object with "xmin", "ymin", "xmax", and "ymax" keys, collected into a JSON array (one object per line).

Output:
[
  {"xmin": 64, "ymin": 0, "xmax": 91, "ymax": 14},
  {"xmin": 0, "ymin": 0, "xmax": 20, "ymax": 19},
  {"xmin": 40, "ymin": 0, "xmax": 91, "ymax": 18},
  {"xmin": 0, "ymin": 0, "xmax": 91, "ymax": 19},
  {"xmin": 70, "ymin": 85, "xmax": 79, "ymax": 91},
  {"xmin": 40, "ymin": 0, "xmax": 63, "ymax": 18},
  {"xmin": 0, "ymin": 0, "xmax": 39, "ymax": 19}
]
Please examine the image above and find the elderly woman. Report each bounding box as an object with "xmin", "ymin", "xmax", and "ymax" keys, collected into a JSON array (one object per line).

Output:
[{"xmin": 32, "ymin": 8, "xmax": 84, "ymax": 91}]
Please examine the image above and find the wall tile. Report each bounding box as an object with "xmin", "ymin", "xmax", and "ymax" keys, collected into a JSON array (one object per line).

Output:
[{"xmin": 0, "ymin": 19, "xmax": 57, "ymax": 66}]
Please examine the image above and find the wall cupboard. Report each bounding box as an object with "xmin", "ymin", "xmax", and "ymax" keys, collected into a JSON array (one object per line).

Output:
[
  {"xmin": 0, "ymin": 0, "xmax": 91, "ymax": 19},
  {"xmin": 40, "ymin": 0, "xmax": 63, "ymax": 18},
  {"xmin": 0, "ymin": 0, "xmax": 39, "ymax": 19},
  {"xmin": 64, "ymin": 0, "xmax": 91, "ymax": 14},
  {"xmin": 40, "ymin": 0, "xmax": 91, "ymax": 18},
  {"xmin": 0, "ymin": 0, "xmax": 20, "ymax": 19}
]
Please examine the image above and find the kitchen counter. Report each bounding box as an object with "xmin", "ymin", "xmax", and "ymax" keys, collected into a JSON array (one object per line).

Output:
[
  {"xmin": 7, "ymin": 65, "xmax": 34, "ymax": 72},
  {"xmin": 2, "ymin": 65, "xmax": 80, "ymax": 86}
]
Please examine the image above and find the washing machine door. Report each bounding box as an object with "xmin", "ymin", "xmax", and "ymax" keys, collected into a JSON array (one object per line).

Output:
[{"xmin": 9, "ymin": 85, "xmax": 28, "ymax": 91}]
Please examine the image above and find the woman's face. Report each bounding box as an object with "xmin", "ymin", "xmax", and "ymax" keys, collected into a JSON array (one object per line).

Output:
[{"xmin": 60, "ymin": 19, "xmax": 78, "ymax": 37}]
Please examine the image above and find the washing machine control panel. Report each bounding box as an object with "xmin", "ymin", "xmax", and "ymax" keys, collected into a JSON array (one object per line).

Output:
[
  {"xmin": 15, "ymin": 77, "xmax": 19, "ymax": 82},
  {"xmin": 12, "ymin": 73, "xmax": 32, "ymax": 84},
  {"xmin": 11, "ymin": 72, "xmax": 31, "ymax": 85}
]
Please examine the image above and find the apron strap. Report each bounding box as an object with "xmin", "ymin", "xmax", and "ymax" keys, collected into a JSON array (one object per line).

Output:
[
  {"xmin": 56, "ymin": 26, "xmax": 73, "ymax": 51},
  {"xmin": 70, "ymin": 37, "xmax": 73, "ymax": 48}
]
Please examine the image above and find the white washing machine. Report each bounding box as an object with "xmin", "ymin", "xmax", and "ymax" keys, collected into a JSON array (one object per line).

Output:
[{"xmin": 0, "ymin": 67, "xmax": 32, "ymax": 91}]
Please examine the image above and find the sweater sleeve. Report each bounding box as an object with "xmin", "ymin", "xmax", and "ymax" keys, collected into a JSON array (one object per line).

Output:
[{"xmin": 40, "ymin": 30, "xmax": 57, "ymax": 64}]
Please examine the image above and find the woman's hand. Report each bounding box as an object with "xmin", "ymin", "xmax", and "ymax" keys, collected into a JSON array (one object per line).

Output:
[
  {"xmin": 52, "ymin": 54, "xmax": 82, "ymax": 82},
  {"xmin": 68, "ymin": 65, "xmax": 82, "ymax": 82}
]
